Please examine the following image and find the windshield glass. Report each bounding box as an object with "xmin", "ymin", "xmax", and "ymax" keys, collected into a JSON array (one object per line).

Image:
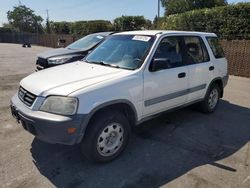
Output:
[
  {"xmin": 85, "ymin": 35, "xmax": 155, "ymax": 70},
  {"xmin": 67, "ymin": 33, "xmax": 105, "ymax": 50}
]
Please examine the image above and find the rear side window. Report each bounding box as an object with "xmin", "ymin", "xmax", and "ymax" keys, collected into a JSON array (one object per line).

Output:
[
  {"xmin": 183, "ymin": 36, "xmax": 210, "ymax": 64},
  {"xmin": 206, "ymin": 37, "xmax": 225, "ymax": 58}
]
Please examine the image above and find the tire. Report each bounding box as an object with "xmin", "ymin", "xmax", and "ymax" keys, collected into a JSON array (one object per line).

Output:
[
  {"xmin": 200, "ymin": 84, "xmax": 220, "ymax": 113},
  {"xmin": 81, "ymin": 110, "xmax": 131, "ymax": 163}
]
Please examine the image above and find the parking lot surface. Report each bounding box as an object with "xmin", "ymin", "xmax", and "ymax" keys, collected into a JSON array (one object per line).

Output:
[{"xmin": 0, "ymin": 43, "xmax": 250, "ymax": 188}]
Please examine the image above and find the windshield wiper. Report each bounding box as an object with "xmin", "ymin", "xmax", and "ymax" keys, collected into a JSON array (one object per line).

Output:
[
  {"xmin": 67, "ymin": 47, "xmax": 76, "ymax": 50},
  {"xmin": 107, "ymin": 63, "xmax": 135, "ymax": 70},
  {"xmin": 86, "ymin": 60, "xmax": 116, "ymax": 67},
  {"xmin": 85, "ymin": 60, "xmax": 103, "ymax": 64},
  {"xmin": 85, "ymin": 60, "xmax": 134, "ymax": 70}
]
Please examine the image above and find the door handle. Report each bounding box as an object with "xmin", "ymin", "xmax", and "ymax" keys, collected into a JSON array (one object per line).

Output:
[
  {"xmin": 178, "ymin": 72, "xmax": 186, "ymax": 78},
  {"xmin": 209, "ymin": 66, "xmax": 214, "ymax": 71}
]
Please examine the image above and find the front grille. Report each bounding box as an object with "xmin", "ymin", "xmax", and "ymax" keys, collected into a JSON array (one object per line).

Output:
[
  {"xmin": 36, "ymin": 57, "xmax": 48, "ymax": 69},
  {"xmin": 18, "ymin": 87, "xmax": 37, "ymax": 107}
]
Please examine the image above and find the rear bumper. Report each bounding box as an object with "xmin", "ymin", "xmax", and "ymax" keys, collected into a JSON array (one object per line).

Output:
[{"xmin": 10, "ymin": 94, "xmax": 86, "ymax": 145}]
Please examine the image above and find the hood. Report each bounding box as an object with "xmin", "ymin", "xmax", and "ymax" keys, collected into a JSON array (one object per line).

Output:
[
  {"xmin": 20, "ymin": 61, "xmax": 131, "ymax": 96},
  {"xmin": 37, "ymin": 48, "xmax": 84, "ymax": 59}
]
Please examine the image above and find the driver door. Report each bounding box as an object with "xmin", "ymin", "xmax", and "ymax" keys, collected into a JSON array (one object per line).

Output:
[{"xmin": 142, "ymin": 36, "xmax": 189, "ymax": 117}]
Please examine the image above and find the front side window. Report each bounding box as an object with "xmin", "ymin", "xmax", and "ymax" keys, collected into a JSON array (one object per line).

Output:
[
  {"xmin": 152, "ymin": 36, "xmax": 184, "ymax": 68},
  {"xmin": 85, "ymin": 35, "xmax": 155, "ymax": 70},
  {"xmin": 184, "ymin": 36, "xmax": 209, "ymax": 64},
  {"xmin": 206, "ymin": 37, "xmax": 225, "ymax": 59}
]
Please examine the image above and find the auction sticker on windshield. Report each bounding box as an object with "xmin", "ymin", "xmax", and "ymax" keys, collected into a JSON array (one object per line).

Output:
[{"xmin": 132, "ymin": 36, "xmax": 151, "ymax": 42}]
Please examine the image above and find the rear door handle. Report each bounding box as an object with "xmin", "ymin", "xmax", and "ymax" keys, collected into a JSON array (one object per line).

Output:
[
  {"xmin": 209, "ymin": 66, "xmax": 214, "ymax": 71},
  {"xmin": 178, "ymin": 72, "xmax": 186, "ymax": 78}
]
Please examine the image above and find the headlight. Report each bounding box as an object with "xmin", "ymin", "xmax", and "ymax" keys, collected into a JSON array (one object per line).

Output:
[
  {"xmin": 40, "ymin": 96, "xmax": 78, "ymax": 115},
  {"xmin": 48, "ymin": 56, "xmax": 71, "ymax": 65}
]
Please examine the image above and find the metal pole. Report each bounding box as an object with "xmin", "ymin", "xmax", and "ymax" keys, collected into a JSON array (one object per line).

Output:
[
  {"xmin": 157, "ymin": 0, "xmax": 160, "ymax": 28},
  {"xmin": 158, "ymin": 0, "xmax": 160, "ymax": 18},
  {"xmin": 158, "ymin": 0, "xmax": 160, "ymax": 19}
]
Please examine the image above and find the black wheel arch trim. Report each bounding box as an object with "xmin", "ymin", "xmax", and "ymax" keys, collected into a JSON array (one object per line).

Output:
[
  {"xmin": 76, "ymin": 99, "xmax": 138, "ymax": 143},
  {"xmin": 206, "ymin": 77, "xmax": 224, "ymax": 98}
]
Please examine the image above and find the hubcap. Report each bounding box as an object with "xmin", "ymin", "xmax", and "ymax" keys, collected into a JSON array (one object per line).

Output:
[
  {"xmin": 97, "ymin": 123, "xmax": 124, "ymax": 157},
  {"xmin": 208, "ymin": 88, "xmax": 219, "ymax": 109}
]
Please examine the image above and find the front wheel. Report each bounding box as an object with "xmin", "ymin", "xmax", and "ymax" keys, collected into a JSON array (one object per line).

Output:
[
  {"xmin": 200, "ymin": 84, "xmax": 220, "ymax": 113},
  {"xmin": 81, "ymin": 111, "xmax": 131, "ymax": 163}
]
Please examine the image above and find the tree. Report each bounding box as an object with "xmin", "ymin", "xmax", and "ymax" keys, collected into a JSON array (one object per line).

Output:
[
  {"xmin": 50, "ymin": 20, "xmax": 113, "ymax": 37},
  {"xmin": 7, "ymin": 5, "xmax": 44, "ymax": 33},
  {"xmin": 50, "ymin": 22, "xmax": 71, "ymax": 34},
  {"xmin": 159, "ymin": 2, "xmax": 250, "ymax": 39},
  {"xmin": 70, "ymin": 21, "xmax": 87, "ymax": 36},
  {"xmin": 113, "ymin": 16, "xmax": 151, "ymax": 31},
  {"xmin": 161, "ymin": 0, "xmax": 227, "ymax": 15},
  {"xmin": 84, "ymin": 20, "xmax": 113, "ymax": 35},
  {"xmin": 1, "ymin": 23, "xmax": 18, "ymax": 33}
]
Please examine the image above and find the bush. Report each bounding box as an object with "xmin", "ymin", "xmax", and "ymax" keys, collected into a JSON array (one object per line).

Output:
[
  {"xmin": 50, "ymin": 20, "xmax": 113, "ymax": 37},
  {"xmin": 159, "ymin": 3, "xmax": 250, "ymax": 39}
]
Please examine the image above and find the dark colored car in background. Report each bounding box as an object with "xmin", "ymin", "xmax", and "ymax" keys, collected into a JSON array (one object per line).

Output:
[{"xmin": 36, "ymin": 32, "xmax": 113, "ymax": 70}]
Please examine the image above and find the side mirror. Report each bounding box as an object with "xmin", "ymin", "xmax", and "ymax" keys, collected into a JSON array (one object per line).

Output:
[{"xmin": 150, "ymin": 58, "xmax": 170, "ymax": 72}]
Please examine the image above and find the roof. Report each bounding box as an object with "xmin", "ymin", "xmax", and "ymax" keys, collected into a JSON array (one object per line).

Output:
[{"xmin": 115, "ymin": 30, "xmax": 216, "ymax": 37}]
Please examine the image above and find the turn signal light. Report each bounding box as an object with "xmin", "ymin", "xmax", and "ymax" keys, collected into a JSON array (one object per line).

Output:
[{"xmin": 67, "ymin": 127, "xmax": 76, "ymax": 134}]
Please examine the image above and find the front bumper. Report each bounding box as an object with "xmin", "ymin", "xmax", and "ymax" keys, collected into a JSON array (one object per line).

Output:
[{"xmin": 10, "ymin": 94, "xmax": 85, "ymax": 145}]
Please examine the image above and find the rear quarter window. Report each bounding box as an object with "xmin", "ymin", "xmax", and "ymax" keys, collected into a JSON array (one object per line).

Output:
[{"xmin": 206, "ymin": 37, "xmax": 225, "ymax": 59}]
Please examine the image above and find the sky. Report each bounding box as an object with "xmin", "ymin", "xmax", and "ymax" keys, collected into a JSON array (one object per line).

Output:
[{"xmin": 0, "ymin": 0, "xmax": 249, "ymax": 26}]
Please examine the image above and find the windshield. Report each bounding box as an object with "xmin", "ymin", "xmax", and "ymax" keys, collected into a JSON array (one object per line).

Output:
[
  {"xmin": 67, "ymin": 33, "xmax": 105, "ymax": 50},
  {"xmin": 85, "ymin": 35, "xmax": 155, "ymax": 70}
]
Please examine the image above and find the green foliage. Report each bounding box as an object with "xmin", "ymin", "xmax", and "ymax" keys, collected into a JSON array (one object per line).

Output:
[
  {"xmin": 46, "ymin": 18, "xmax": 51, "ymax": 34},
  {"xmin": 0, "ymin": 27, "xmax": 15, "ymax": 33},
  {"xmin": 69, "ymin": 21, "xmax": 87, "ymax": 36},
  {"xmin": 82, "ymin": 20, "xmax": 113, "ymax": 35},
  {"xmin": 0, "ymin": 23, "xmax": 18, "ymax": 33},
  {"xmin": 158, "ymin": 3, "xmax": 250, "ymax": 39},
  {"xmin": 113, "ymin": 16, "xmax": 152, "ymax": 31},
  {"xmin": 50, "ymin": 20, "xmax": 113, "ymax": 37},
  {"xmin": 7, "ymin": 5, "xmax": 44, "ymax": 33},
  {"xmin": 50, "ymin": 21, "xmax": 71, "ymax": 34},
  {"xmin": 161, "ymin": 0, "xmax": 227, "ymax": 15}
]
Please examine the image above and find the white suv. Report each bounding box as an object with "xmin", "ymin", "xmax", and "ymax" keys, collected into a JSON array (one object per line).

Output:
[{"xmin": 11, "ymin": 30, "xmax": 228, "ymax": 162}]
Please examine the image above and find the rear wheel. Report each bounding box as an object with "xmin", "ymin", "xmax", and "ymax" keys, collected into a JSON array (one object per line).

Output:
[
  {"xmin": 200, "ymin": 84, "xmax": 220, "ymax": 113},
  {"xmin": 81, "ymin": 111, "xmax": 130, "ymax": 163}
]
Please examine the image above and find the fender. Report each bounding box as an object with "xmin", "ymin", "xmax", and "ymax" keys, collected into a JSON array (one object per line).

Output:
[
  {"xmin": 76, "ymin": 99, "xmax": 138, "ymax": 143},
  {"xmin": 206, "ymin": 77, "xmax": 224, "ymax": 98}
]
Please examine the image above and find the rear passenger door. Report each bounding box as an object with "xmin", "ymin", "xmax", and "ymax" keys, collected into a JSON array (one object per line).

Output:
[{"xmin": 183, "ymin": 36, "xmax": 213, "ymax": 102}]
